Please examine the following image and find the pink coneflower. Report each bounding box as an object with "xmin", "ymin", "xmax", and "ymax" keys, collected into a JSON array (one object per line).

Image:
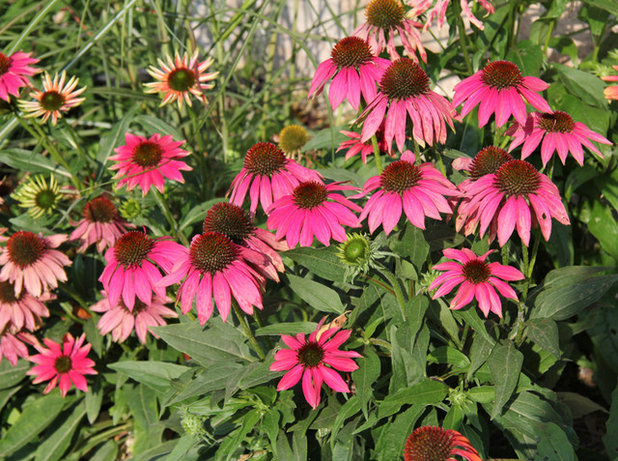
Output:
[
  {"xmin": 270, "ymin": 318, "xmax": 361, "ymax": 409},
  {"xmin": 337, "ymin": 128, "xmax": 391, "ymax": 163},
  {"xmin": 203, "ymin": 202, "xmax": 287, "ymax": 282},
  {"xmin": 505, "ymin": 111, "xmax": 612, "ymax": 166},
  {"xmin": 27, "ymin": 333, "xmax": 97, "ymax": 397},
  {"xmin": 457, "ymin": 159, "xmax": 570, "ymax": 246},
  {"xmin": 267, "ymin": 182, "xmax": 362, "ymax": 248},
  {"xmin": 354, "ymin": 0, "xmax": 427, "ymax": 62},
  {"xmin": 359, "ymin": 58, "xmax": 456, "ymax": 152},
  {"xmin": 144, "ymin": 50, "xmax": 218, "ymax": 108},
  {"xmin": 91, "ymin": 292, "xmax": 177, "ymax": 344},
  {"xmin": 0, "ymin": 231, "xmax": 71, "ymax": 297},
  {"xmin": 99, "ymin": 230, "xmax": 186, "ymax": 311},
  {"xmin": 228, "ymin": 142, "xmax": 323, "ymax": 215},
  {"xmin": 19, "ymin": 71, "xmax": 86, "ymax": 125},
  {"xmin": 70, "ymin": 196, "xmax": 132, "ymax": 253},
  {"xmin": 404, "ymin": 426, "xmax": 482, "ymax": 461},
  {"xmin": 430, "ymin": 248, "xmax": 523, "ymax": 317},
  {"xmin": 157, "ymin": 232, "xmax": 266, "ymax": 325},
  {"xmin": 602, "ymin": 65, "xmax": 618, "ymax": 101},
  {"xmin": 423, "ymin": 0, "xmax": 495, "ymax": 30},
  {"xmin": 358, "ymin": 151, "xmax": 459, "ymax": 234},
  {"xmin": 109, "ymin": 132, "xmax": 192, "ymax": 196},
  {"xmin": 0, "ymin": 280, "xmax": 50, "ymax": 331},
  {"xmin": 453, "ymin": 60, "xmax": 552, "ymax": 128},
  {"xmin": 0, "ymin": 329, "xmax": 30, "ymax": 366},
  {"xmin": 307, "ymin": 36, "xmax": 390, "ymax": 111},
  {"xmin": 0, "ymin": 50, "xmax": 39, "ymax": 101}
]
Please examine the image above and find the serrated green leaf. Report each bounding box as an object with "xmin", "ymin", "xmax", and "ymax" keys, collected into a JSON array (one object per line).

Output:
[
  {"xmin": 85, "ymin": 376, "xmax": 103, "ymax": 424},
  {"xmin": 286, "ymin": 273, "xmax": 344, "ymax": 313},
  {"xmin": 581, "ymin": 0, "xmax": 618, "ymax": 15},
  {"xmin": 352, "ymin": 346, "xmax": 381, "ymax": 418},
  {"xmin": 108, "ymin": 361, "xmax": 190, "ymax": 390},
  {"xmin": 389, "ymin": 223, "xmax": 429, "ymax": 270},
  {"xmin": 255, "ymin": 321, "xmax": 317, "ymax": 336},
  {"xmin": 428, "ymin": 346, "xmax": 470, "ymax": 369},
  {"xmin": 554, "ymin": 63, "xmax": 608, "ymax": 108},
  {"xmin": 284, "ymin": 246, "xmax": 346, "ymax": 282},
  {"xmin": 167, "ymin": 363, "xmax": 242, "ymax": 405},
  {"xmin": 375, "ymin": 406, "xmax": 423, "ymax": 461},
  {"xmin": 378, "ymin": 379, "xmax": 448, "ymax": 419},
  {"xmin": 330, "ymin": 396, "xmax": 360, "ymax": 448},
  {"xmin": 89, "ymin": 440, "xmax": 118, "ymax": 461},
  {"xmin": 467, "ymin": 333, "xmax": 495, "ymax": 380},
  {"xmin": 488, "ymin": 341, "xmax": 523, "ymax": 419},
  {"xmin": 468, "ymin": 386, "xmax": 495, "ymax": 404},
  {"xmin": 35, "ymin": 401, "xmax": 86, "ymax": 461},
  {"xmin": 526, "ymin": 318, "xmax": 560, "ymax": 358},
  {"xmin": 535, "ymin": 422, "xmax": 577, "ymax": 461},
  {"xmin": 0, "ymin": 358, "xmax": 29, "ymax": 389},
  {"xmin": 506, "ymin": 40, "xmax": 544, "ymax": 76},
  {"xmin": 0, "ymin": 150, "xmax": 70, "ymax": 178}
]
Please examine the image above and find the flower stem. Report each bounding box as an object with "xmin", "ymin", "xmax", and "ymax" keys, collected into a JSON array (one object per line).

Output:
[
  {"xmin": 151, "ymin": 189, "xmax": 189, "ymax": 246},
  {"xmin": 233, "ymin": 302, "xmax": 265, "ymax": 360},
  {"xmin": 371, "ymin": 135, "xmax": 383, "ymax": 173},
  {"xmin": 455, "ymin": 13, "xmax": 473, "ymax": 75},
  {"xmin": 377, "ymin": 267, "xmax": 407, "ymax": 322}
]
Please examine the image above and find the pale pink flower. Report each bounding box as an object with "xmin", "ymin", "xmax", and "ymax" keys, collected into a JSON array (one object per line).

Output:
[
  {"xmin": 354, "ymin": 0, "xmax": 427, "ymax": 62},
  {"xmin": 337, "ymin": 129, "xmax": 391, "ymax": 163},
  {"xmin": 359, "ymin": 58, "xmax": 456, "ymax": 152},
  {"xmin": 91, "ymin": 292, "xmax": 177, "ymax": 344},
  {"xmin": 358, "ymin": 151, "xmax": 459, "ymax": 234},
  {"xmin": 423, "ymin": 0, "xmax": 495, "ymax": 30},
  {"xmin": 99, "ymin": 231, "xmax": 186, "ymax": 311},
  {"xmin": 430, "ymin": 248, "xmax": 524, "ymax": 318},
  {"xmin": 203, "ymin": 202, "xmax": 288, "ymax": 282},
  {"xmin": 270, "ymin": 318, "xmax": 361, "ymax": 409},
  {"xmin": 453, "ymin": 60, "xmax": 552, "ymax": 128},
  {"xmin": 0, "ymin": 280, "xmax": 50, "ymax": 331},
  {"xmin": 156, "ymin": 232, "xmax": 266, "ymax": 325},
  {"xmin": 144, "ymin": 50, "xmax": 218, "ymax": 108},
  {"xmin": 0, "ymin": 231, "xmax": 71, "ymax": 297},
  {"xmin": 404, "ymin": 426, "xmax": 482, "ymax": 461},
  {"xmin": 0, "ymin": 50, "xmax": 39, "ymax": 101},
  {"xmin": 602, "ymin": 65, "xmax": 618, "ymax": 101},
  {"xmin": 267, "ymin": 182, "xmax": 362, "ymax": 248},
  {"xmin": 307, "ymin": 36, "xmax": 390, "ymax": 111},
  {"xmin": 27, "ymin": 333, "xmax": 97, "ymax": 397},
  {"xmin": 456, "ymin": 159, "xmax": 570, "ymax": 246},
  {"xmin": 70, "ymin": 196, "xmax": 132, "ymax": 253},
  {"xmin": 109, "ymin": 132, "xmax": 192, "ymax": 196},
  {"xmin": 0, "ymin": 329, "xmax": 30, "ymax": 366},
  {"xmin": 506, "ymin": 111, "xmax": 612, "ymax": 166},
  {"xmin": 228, "ymin": 142, "xmax": 322, "ymax": 215}
]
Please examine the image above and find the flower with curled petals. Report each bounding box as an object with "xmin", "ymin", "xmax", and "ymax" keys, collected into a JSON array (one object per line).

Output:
[
  {"xmin": 404, "ymin": 425, "xmax": 482, "ymax": 461},
  {"xmin": 26, "ymin": 333, "xmax": 97, "ymax": 397},
  {"xmin": 430, "ymin": 248, "xmax": 523, "ymax": 317},
  {"xmin": 270, "ymin": 318, "xmax": 361, "ymax": 409},
  {"xmin": 506, "ymin": 111, "xmax": 612, "ymax": 166},
  {"xmin": 0, "ymin": 329, "xmax": 31, "ymax": 366},
  {"xmin": 109, "ymin": 132, "xmax": 192, "ymax": 196},
  {"xmin": 453, "ymin": 60, "xmax": 551, "ymax": 128},
  {"xmin": 337, "ymin": 129, "xmax": 390, "ymax": 164},
  {"xmin": 358, "ymin": 151, "xmax": 459, "ymax": 234},
  {"xmin": 0, "ymin": 280, "xmax": 50, "ymax": 332},
  {"xmin": 423, "ymin": 0, "xmax": 495, "ymax": 30},
  {"xmin": 307, "ymin": 36, "xmax": 390, "ymax": 111},
  {"xmin": 156, "ymin": 232, "xmax": 266, "ymax": 325},
  {"xmin": 228, "ymin": 142, "xmax": 322, "ymax": 215},
  {"xmin": 266, "ymin": 181, "xmax": 362, "ymax": 248},
  {"xmin": 144, "ymin": 50, "xmax": 218, "ymax": 108},
  {"xmin": 0, "ymin": 50, "xmax": 39, "ymax": 101},
  {"xmin": 0, "ymin": 231, "xmax": 71, "ymax": 297}
]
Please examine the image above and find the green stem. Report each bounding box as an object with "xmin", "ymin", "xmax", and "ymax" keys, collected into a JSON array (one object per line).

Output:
[
  {"xmin": 377, "ymin": 267, "xmax": 407, "ymax": 322},
  {"xmin": 233, "ymin": 302, "xmax": 265, "ymax": 360},
  {"xmin": 543, "ymin": 20, "xmax": 555, "ymax": 56},
  {"xmin": 371, "ymin": 135, "xmax": 383, "ymax": 173},
  {"xmin": 456, "ymin": 13, "xmax": 473, "ymax": 75},
  {"xmin": 152, "ymin": 189, "xmax": 189, "ymax": 246},
  {"xmin": 6, "ymin": 0, "xmax": 62, "ymax": 54}
]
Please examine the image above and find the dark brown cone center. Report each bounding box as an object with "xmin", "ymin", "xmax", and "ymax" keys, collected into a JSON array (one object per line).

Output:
[
  {"xmin": 381, "ymin": 160, "xmax": 422, "ymax": 193},
  {"xmin": 292, "ymin": 181, "xmax": 328, "ymax": 209},
  {"xmin": 380, "ymin": 58, "xmax": 429, "ymax": 100},
  {"xmin": 481, "ymin": 60, "xmax": 523, "ymax": 90},
  {"xmin": 244, "ymin": 142, "xmax": 287, "ymax": 176},
  {"xmin": 495, "ymin": 159, "xmax": 541, "ymax": 197},
  {"xmin": 297, "ymin": 341, "xmax": 324, "ymax": 368},
  {"xmin": 114, "ymin": 231, "xmax": 155, "ymax": 267},
  {"xmin": 7, "ymin": 231, "xmax": 46, "ymax": 268},
  {"xmin": 189, "ymin": 232, "xmax": 236, "ymax": 274}
]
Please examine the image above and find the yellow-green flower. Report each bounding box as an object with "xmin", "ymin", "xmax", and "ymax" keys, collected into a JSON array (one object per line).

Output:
[
  {"xmin": 278, "ymin": 124, "xmax": 310, "ymax": 155},
  {"xmin": 11, "ymin": 175, "xmax": 61, "ymax": 219}
]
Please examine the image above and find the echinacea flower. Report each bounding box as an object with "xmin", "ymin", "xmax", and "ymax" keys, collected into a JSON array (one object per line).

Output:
[
  {"xmin": 0, "ymin": 231, "xmax": 71, "ymax": 297},
  {"xmin": 267, "ymin": 181, "xmax": 362, "ymax": 248},
  {"xmin": 354, "ymin": 0, "xmax": 427, "ymax": 62},
  {"xmin": 203, "ymin": 202, "xmax": 287, "ymax": 282},
  {"xmin": 278, "ymin": 124, "xmax": 310, "ymax": 156},
  {"xmin": 99, "ymin": 230, "xmax": 186, "ymax": 311},
  {"xmin": 156, "ymin": 232, "xmax": 266, "ymax": 325},
  {"xmin": 0, "ymin": 280, "xmax": 50, "ymax": 331},
  {"xmin": 19, "ymin": 71, "xmax": 86, "ymax": 125},
  {"xmin": 270, "ymin": 318, "xmax": 361, "ymax": 409},
  {"xmin": 506, "ymin": 111, "xmax": 612, "ymax": 166},
  {"xmin": 359, "ymin": 58, "xmax": 456, "ymax": 152},
  {"xmin": 109, "ymin": 132, "xmax": 192, "ymax": 196},
  {"xmin": 423, "ymin": 0, "xmax": 495, "ymax": 30},
  {"xmin": 602, "ymin": 65, "xmax": 618, "ymax": 101},
  {"xmin": 91, "ymin": 292, "xmax": 177, "ymax": 344},
  {"xmin": 337, "ymin": 129, "xmax": 390, "ymax": 163},
  {"xmin": 453, "ymin": 60, "xmax": 551, "ymax": 127},
  {"xmin": 0, "ymin": 50, "xmax": 39, "ymax": 102},
  {"xmin": 429, "ymin": 248, "xmax": 524, "ymax": 317},
  {"xmin": 358, "ymin": 151, "xmax": 459, "ymax": 234},
  {"xmin": 307, "ymin": 36, "xmax": 390, "ymax": 111},
  {"xmin": 228, "ymin": 142, "xmax": 323, "ymax": 215},
  {"xmin": 26, "ymin": 333, "xmax": 97, "ymax": 397},
  {"xmin": 144, "ymin": 50, "xmax": 218, "ymax": 108},
  {"xmin": 404, "ymin": 426, "xmax": 482, "ymax": 461},
  {"xmin": 336, "ymin": 232, "xmax": 391, "ymax": 281},
  {"xmin": 0, "ymin": 329, "xmax": 30, "ymax": 366},
  {"xmin": 456, "ymin": 159, "xmax": 570, "ymax": 246},
  {"xmin": 11, "ymin": 174, "xmax": 62, "ymax": 219},
  {"xmin": 70, "ymin": 195, "xmax": 132, "ymax": 253}
]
